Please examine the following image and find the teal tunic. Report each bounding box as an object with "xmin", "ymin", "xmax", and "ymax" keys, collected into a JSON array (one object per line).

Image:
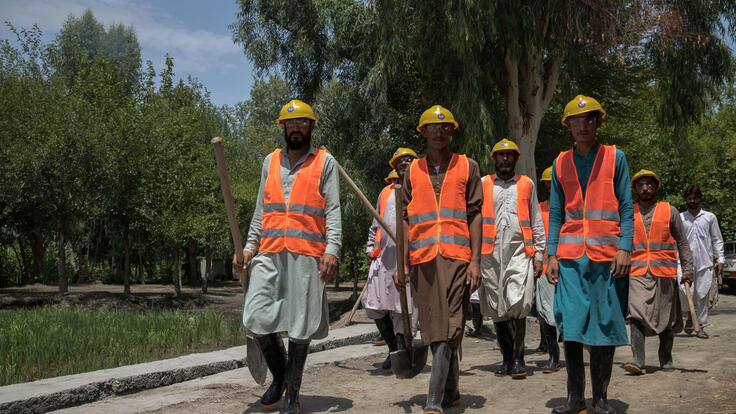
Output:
[{"xmin": 547, "ymin": 144, "xmax": 633, "ymax": 346}]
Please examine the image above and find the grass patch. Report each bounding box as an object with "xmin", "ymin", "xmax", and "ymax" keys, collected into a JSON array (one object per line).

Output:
[{"xmin": 0, "ymin": 306, "xmax": 246, "ymax": 386}]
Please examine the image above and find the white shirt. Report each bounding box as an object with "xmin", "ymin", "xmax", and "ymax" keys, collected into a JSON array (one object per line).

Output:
[{"xmin": 680, "ymin": 209, "xmax": 725, "ymax": 272}]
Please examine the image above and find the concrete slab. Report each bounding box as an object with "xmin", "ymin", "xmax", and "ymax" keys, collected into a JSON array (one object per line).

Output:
[{"xmin": 0, "ymin": 323, "xmax": 378, "ymax": 414}]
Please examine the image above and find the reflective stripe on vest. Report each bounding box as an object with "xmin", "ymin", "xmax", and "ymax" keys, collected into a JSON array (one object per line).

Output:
[
  {"xmin": 556, "ymin": 144, "xmax": 621, "ymax": 261},
  {"xmin": 371, "ymin": 184, "xmax": 394, "ymax": 258},
  {"xmin": 260, "ymin": 148, "xmax": 327, "ymax": 257},
  {"xmin": 480, "ymin": 174, "xmax": 535, "ymax": 256},
  {"xmin": 540, "ymin": 200, "xmax": 550, "ymax": 274},
  {"xmin": 406, "ymin": 154, "xmax": 471, "ymax": 264},
  {"xmin": 630, "ymin": 202, "xmax": 678, "ymax": 277}
]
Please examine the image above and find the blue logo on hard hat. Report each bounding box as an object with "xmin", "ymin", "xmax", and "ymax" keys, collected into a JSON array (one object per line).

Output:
[
  {"xmin": 578, "ymin": 101, "xmax": 586, "ymax": 108},
  {"xmin": 287, "ymin": 106, "xmax": 294, "ymax": 112},
  {"xmin": 438, "ymin": 113, "xmax": 445, "ymax": 120}
]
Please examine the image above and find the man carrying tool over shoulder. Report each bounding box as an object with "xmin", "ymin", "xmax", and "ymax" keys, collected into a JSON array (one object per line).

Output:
[
  {"xmin": 233, "ymin": 99, "xmax": 341, "ymax": 414},
  {"xmin": 624, "ymin": 169, "xmax": 693, "ymax": 375},
  {"xmin": 546, "ymin": 95, "xmax": 634, "ymax": 414},
  {"xmin": 363, "ymin": 149, "xmax": 419, "ymax": 370},
  {"xmin": 395, "ymin": 105, "xmax": 482, "ymax": 414}
]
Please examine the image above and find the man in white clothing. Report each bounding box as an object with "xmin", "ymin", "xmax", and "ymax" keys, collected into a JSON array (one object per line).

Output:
[{"xmin": 679, "ymin": 185, "xmax": 725, "ymax": 339}]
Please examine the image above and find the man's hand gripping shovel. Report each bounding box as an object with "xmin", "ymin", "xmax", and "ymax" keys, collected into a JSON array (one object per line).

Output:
[{"xmin": 212, "ymin": 137, "xmax": 268, "ymax": 385}]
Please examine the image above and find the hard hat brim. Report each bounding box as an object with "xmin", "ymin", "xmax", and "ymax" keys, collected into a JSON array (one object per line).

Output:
[
  {"xmin": 416, "ymin": 119, "xmax": 459, "ymax": 133},
  {"xmin": 276, "ymin": 114, "xmax": 318, "ymax": 126}
]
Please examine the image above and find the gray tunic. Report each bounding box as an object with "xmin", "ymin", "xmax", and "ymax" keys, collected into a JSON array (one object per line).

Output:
[
  {"xmin": 627, "ymin": 202, "xmax": 692, "ymax": 336},
  {"xmin": 242, "ymin": 146, "xmax": 342, "ymax": 341}
]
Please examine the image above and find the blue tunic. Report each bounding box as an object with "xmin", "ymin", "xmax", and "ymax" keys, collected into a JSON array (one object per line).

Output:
[{"xmin": 548, "ymin": 143, "xmax": 634, "ymax": 346}]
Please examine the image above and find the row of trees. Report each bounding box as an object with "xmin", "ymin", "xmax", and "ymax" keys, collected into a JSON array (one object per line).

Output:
[{"xmin": 1, "ymin": 3, "xmax": 735, "ymax": 293}]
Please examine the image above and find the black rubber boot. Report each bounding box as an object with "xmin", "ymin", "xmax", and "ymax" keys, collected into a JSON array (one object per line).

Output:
[
  {"xmin": 624, "ymin": 321, "xmax": 645, "ymax": 375},
  {"xmin": 511, "ymin": 318, "xmax": 527, "ymax": 379},
  {"xmin": 424, "ymin": 341, "xmax": 451, "ymax": 414},
  {"xmin": 375, "ymin": 314, "xmax": 398, "ymax": 370},
  {"xmin": 257, "ymin": 333, "xmax": 287, "ymax": 407},
  {"xmin": 493, "ymin": 321, "xmax": 513, "ymax": 376},
  {"xmin": 591, "ymin": 346, "xmax": 616, "ymax": 414},
  {"xmin": 281, "ymin": 341, "xmax": 309, "ymax": 414},
  {"xmin": 441, "ymin": 346, "xmax": 460, "ymax": 409},
  {"xmin": 658, "ymin": 329, "xmax": 674, "ymax": 371},
  {"xmin": 552, "ymin": 341, "xmax": 587, "ymax": 414},
  {"xmin": 396, "ymin": 333, "xmax": 407, "ymax": 351},
  {"xmin": 466, "ymin": 303, "xmax": 483, "ymax": 337},
  {"xmin": 536, "ymin": 321, "xmax": 548, "ymax": 354},
  {"xmin": 541, "ymin": 320, "xmax": 560, "ymax": 373}
]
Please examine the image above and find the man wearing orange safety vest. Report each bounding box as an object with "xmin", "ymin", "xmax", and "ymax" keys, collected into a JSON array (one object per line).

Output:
[
  {"xmin": 624, "ymin": 169, "xmax": 693, "ymax": 375},
  {"xmin": 477, "ymin": 139, "xmax": 546, "ymax": 379},
  {"xmin": 362, "ymin": 149, "xmax": 419, "ymax": 371},
  {"xmin": 233, "ymin": 100, "xmax": 341, "ymax": 414},
  {"xmin": 395, "ymin": 105, "xmax": 482, "ymax": 414},
  {"xmin": 546, "ymin": 95, "xmax": 634, "ymax": 414},
  {"xmin": 535, "ymin": 165, "xmax": 560, "ymax": 374}
]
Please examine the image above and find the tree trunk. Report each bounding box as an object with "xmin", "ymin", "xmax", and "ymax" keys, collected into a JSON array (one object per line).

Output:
[
  {"xmin": 56, "ymin": 222, "xmax": 68, "ymax": 293},
  {"xmin": 173, "ymin": 248, "xmax": 181, "ymax": 297},
  {"xmin": 11, "ymin": 242, "xmax": 23, "ymax": 285},
  {"xmin": 123, "ymin": 226, "xmax": 130, "ymax": 294},
  {"xmin": 31, "ymin": 229, "xmax": 45, "ymax": 281},
  {"xmin": 18, "ymin": 236, "xmax": 30, "ymax": 284},
  {"xmin": 138, "ymin": 250, "xmax": 145, "ymax": 285},
  {"xmin": 202, "ymin": 246, "xmax": 211, "ymax": 294},
  {"xmin": 66, "ymin": 241, "xmax": 80, "ymax": 284},
  {"xmin": 186, "ymin": 241, "xmax": 197, "ymax": 286}
]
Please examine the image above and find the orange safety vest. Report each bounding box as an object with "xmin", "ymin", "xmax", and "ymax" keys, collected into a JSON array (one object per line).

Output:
[
  {"xmin": 555, "ymin": 144, "xmax": 621, "ymax": 261},
  {"xmin": 260, "ymin": 148, "xmax": 327, "ymax": 257},
  {"xmin": 371, "ymin": 184, "xmax": 394, "ymax": 258},
  {"xmin": 630, "ymin": 202, "xmax": 678, "ymax": 277},
  {"xmin": 480, "ymin": 174, "xmax": 535, "ymax": 257},
  {"xmin": 540, "ymin": 200, "xmax": 550, "ymax": 273},
  {"xmin": 406, "ymin": 154, "xmax": 471, "ymax": 265}
]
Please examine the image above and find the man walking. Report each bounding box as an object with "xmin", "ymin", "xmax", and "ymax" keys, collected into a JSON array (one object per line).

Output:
[
  {"xmin": 478, "ymin": 139, "xmax": 545, "ymax": 379},
  {"xmin": 363, "ymin": 148, "xmax": 419, "ymax": 369},
  {"xmin": 546, "ymin": 95, "xmax": 634, "ymax": 414},
  {"xmin": 396, "ymin": 105, "xmax": 482, "ymax": 413},
  {"xmin": 679, "ymin": 185, "xmax": 725, "ymax": 338},
  {"xmin": 234, "ymin": 100, "xmax": 341, "ymax": 414}
]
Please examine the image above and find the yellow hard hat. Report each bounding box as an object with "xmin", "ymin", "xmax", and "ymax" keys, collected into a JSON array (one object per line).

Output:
[
  {"xmin": 276, "ymin": 99, "xmax": 318, "ymax": 125},
  {"xmin": 388, "ymin": 147, "xmax": 418, "ymax": 169},
  {"xmin": 540, "ymin": 166, "xmax": 553, "ymax": 182},
  {"xmin": 416, "ymin": 105, "xmax": 459, "ymax": 132},
  {"xmin": 384, "ymin": 170, "xmax": 399, "ymax": 183},
  {"xmin": 490, "ymin": 139, "xmax": 521, "ymax": 158},
  {"xmin": 631, "ymin": 169, "xmax": 661, "ymax": 190},
  {"xmin": 561, "ymin": 95, "xmax": 607, "ymax": 126}
]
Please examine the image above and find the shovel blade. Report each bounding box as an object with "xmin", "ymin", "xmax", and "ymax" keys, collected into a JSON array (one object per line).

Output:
[
  {"xmin": 390, "ymin": 342, "xmax": 429, "ymax": 379},
  {"xmin": 246, "ymin": 337, "xmax": 268, "ymax": 385}
]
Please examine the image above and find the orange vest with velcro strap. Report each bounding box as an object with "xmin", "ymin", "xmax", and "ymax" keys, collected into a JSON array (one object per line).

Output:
[
  {"xmin": 630, "ymin": 202, "xmax": 678, "ymax": 277},
  {"xmin": 540, "ymin": 200, "xmax": 550, "ymax": 273},
  {"xmin": 480, "ymin": 174, "xmax": 535, "ymax": 257},
  {"xmin": 371, "ymin": 184, "xmax": 394, "ymax": 258},
  {"xmin": 556, "ymin": 144, "xmax": 621, "ymax": 261},
  {"xmin": 260, "ymin": 148, "xmax": 327, "ymax": 257},
  {"xmin": 407, "ymin": 154, "xmax": 471, "ymax": 265}
]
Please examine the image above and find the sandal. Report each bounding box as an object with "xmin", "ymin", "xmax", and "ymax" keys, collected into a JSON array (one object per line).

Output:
[{"xmin": 696, "ymin": 329, "xmax": 709, "ymax": 339}]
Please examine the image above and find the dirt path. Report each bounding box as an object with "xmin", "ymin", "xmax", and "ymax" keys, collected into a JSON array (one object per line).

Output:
[{"xmin": 142, "ymin": 292, "xmax": 736, "ymax": 414}]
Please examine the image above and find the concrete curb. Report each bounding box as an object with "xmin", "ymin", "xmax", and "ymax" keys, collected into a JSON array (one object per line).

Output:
[{"xmin": 0, "ymin": 324, "xmax": 378, "ymax": 414}]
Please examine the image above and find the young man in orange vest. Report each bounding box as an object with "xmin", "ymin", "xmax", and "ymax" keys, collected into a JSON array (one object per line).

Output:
[
  {"xmin": 535, "ymin": 166, "xmax": 560, "ymax": 373},
  {"xmin": 363, "ymin": 148, "xmax": 419, "ymax": 370},
  {"xmin": 477, "ymin": 139, "xmax": 546, "ymax": 379},
  {"xmin": 624, "ymin": 169, "xmax": 693, "ymax": 375},
  {"xmin": 233, "ymin": 100, "xmax": 341, "ymax": 414},
  {"xmin": 395, "ymin": 105, "xmax": 482, "ymax": 414},
  {"xmin": 546, "ymin": 95, "xmax": 634, "ymax": 414}
]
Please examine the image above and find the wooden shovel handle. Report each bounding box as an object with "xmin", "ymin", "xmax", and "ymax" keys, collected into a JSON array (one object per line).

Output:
[
  {"xmin": 395, "ymin": 184, "xmax": 413, "ymax": 351},
  {"xmin": 684, "ymin": 281, "xmax": 700, "ymax": 332},
  {"xmin": 211, "ymin": 137, "xmax": 248, "ymax": 293}
]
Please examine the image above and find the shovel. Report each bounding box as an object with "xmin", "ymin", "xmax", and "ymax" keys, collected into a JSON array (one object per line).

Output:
[
  {"xmin": 212, "ymin": 137, "xmax": 268, "ymax": 386},
  {"xmin": 684, "ymin": 281, "xmax": 701, "ymax": 333},
  {"xmin": 389, "ymin": 182, "xmax": 428, "ymax": 379}
]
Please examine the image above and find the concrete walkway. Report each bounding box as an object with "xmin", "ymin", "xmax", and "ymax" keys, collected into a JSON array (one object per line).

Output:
[{"xmin": 0, "ymin": 323, "xmax": 378, "ymax": 414}]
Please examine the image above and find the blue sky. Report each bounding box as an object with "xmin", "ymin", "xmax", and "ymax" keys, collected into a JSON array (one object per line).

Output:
[{"xmin": 0, "ymin": 0, "xmax": 255, "ymax": 107}]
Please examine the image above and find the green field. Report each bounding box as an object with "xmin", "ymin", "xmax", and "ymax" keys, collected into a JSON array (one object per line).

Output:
[{"xmin": 0, "ymin": 306, "xmax": 246, "ymax": 386}]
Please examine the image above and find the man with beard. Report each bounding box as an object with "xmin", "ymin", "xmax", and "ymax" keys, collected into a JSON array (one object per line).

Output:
[
  {"xmin": 624, "ymin": 169, "xmax": 693, "ymax": 375},
  {"xmin": 477, "ymin": 139, "xmax": 545, "ymax": 379},
  {"xmin": 233, "ymin": 100, "xmax": 341, "ymax": 414},
  {"xmin": 395, "ymin": 105, "xmax": 482, "ymax": 413},
  {"xmin": 678, "ymin": 185, "xmax": 725, "ymax": 339},
  {"xmin": 546, "ymin": 95, "xmax": 633, "ymax": 414},
  {"xmin": 363, "ymin": 148, "xmax": 419, "ymax": 370},
  {"xmin": 535, "ymin": 166, "xmax": 560, "ymax": 373}
]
